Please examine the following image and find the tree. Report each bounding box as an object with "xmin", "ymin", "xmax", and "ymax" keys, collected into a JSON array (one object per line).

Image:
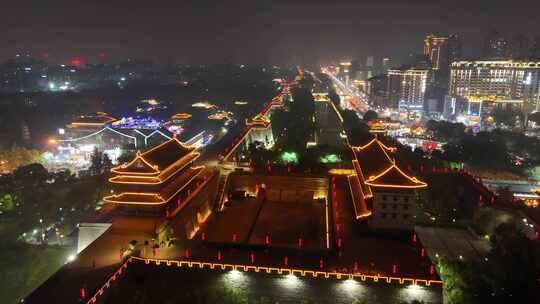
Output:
[
  {"xmin": 13, "ymin": 163, "xmax": 49, "ymax": 187},
  {"xmin": 529, "ymin": 111, "xmax": 540, "ymax": 126},
  {"xmin": 491, "ymin": 107, "xmax": 522, "ymax": 128},
  {"xmin": 437, "ymin": 223, "xmax": 539, "ymax": 304},
  {"xmin": 88, "ymin": 147, "xmax": 104, "ymax": 176},
  {"xmin": 102, "ymin": 153, "xmax": 113, "ymax": 173},
  {"xmin": 0, "ymin": 146, "xmax": 43, "ymax": 172},
  {"xmin": 328, "ymin": 89, "xmax": 340, "ymax": 106},
  {"xmin": 273, "ymin": 87, "xmax": 315, "ymax": 151},
  {"xmin": 88, "ymin": 148, "xmax": 114, "ymax": 176},
  {"xmin": 117, "ymin": 148, "xmax": 136, "ymax": 165},
  {"xmin": 341, "ymin": 110, "xmax": 372, "ymax": 145},
  {"xmin": 362, "ymin": 110, "xmax": 378, "ymax": 121},
  {"xmin": 426, "ymin": 120, "xmax": 465, "ymax": 143}
]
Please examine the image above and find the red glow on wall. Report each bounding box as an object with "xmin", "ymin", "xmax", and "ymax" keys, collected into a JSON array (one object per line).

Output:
[{"xmin": 70, "ymin": 58, "xmax": 82, "ymax": 66}]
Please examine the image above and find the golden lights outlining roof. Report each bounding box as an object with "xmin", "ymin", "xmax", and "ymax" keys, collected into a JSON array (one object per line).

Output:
[
  {"xmin": 246, "ymin": 113, "xmax": 271, "ymax": 128},
  {"xmin": 103, "ymin": 166, "xmax": 204, "ymax": 205},
  {"xmin": 352, "ymin": 137, "xmax": 397, "ymax": 154},
  {"xmin": 111, "ymin": 136, "xmax": 197, "ymax": 176},
  {"xmin": 347, "ymin": 137, "xmax": 427, "ymax": 220},
  {"xmin": 171, "ymin": 113, "xmax": 192, "ymax": 120},
  {"xmin": 68, "ymin": 112, "xmax": 117, "ymax": 127},
  {"xmin": 105, "ymin": 137, "xmax": 203, "ymax": 205},
  {"xmin": 351, "ymin": 138, "xmax": 425, "ymax": 189},
  {"xmin": 365, "ymin": 164, "xmax": 427, "ymax": 189}
]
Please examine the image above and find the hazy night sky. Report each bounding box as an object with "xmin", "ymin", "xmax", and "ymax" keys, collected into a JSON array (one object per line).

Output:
[{"xmin": 2, "ymin": 0, "xmax": 540, "ymax": 66}]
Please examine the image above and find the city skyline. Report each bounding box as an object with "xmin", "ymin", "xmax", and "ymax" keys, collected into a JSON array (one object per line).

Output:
[{"xmin": 3, "ymin": 0, "xmax": 540, "ymax": 66}]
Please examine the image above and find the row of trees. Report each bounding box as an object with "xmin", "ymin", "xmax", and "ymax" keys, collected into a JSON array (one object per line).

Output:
[
  {"xmin": 0, "ymin": 145, "xmax": 43, "ymax": 173},
  {"xmin": 438, "ymin": 223, "xmax": 539, "ymax": 304},
  {"xmin": 427, "ymin": 120, "xmax": 540, "ymax": 175}
]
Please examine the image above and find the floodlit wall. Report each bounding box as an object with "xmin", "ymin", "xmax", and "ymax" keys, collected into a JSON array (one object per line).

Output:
[
  {"xmin": 370, "ymin": 191, "xmax": 416, "ymax": 230},
  {"xmin": 77, "ymin": 223, "xmax": 112, "ymax": 254}
]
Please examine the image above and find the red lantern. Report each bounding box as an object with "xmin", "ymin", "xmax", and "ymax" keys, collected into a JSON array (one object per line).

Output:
[
  {"xmin": 392, "ymin": 264, "xmax": 397, "ymax": 274},
  {"xmin": 284, "ymin": 256, "xmax": 288, "ymax": 266}
]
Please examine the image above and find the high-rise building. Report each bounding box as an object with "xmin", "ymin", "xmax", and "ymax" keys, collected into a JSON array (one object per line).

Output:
[
  {"xmin": 339, "ymin": 61, "xmax": 352, "ymax": 86},
  {"xmin": 387, "ymin": 67, "xmax": 431, "ymax": 111},
  {"xmin": 423, "ymin": 34, "xmax": 448, "ymax": 71},
  {"xmin": 382, "ymin": 58, "xmax": 392, "ymax": 73},
  {"xmin": 483, "ymin": 30, "xmax": 510, "ymax": 59},
  {"xmin": 510, "ymin": 34, "xmax": 530, "ymax": 59},
  {"xmin": 366, "ymin": 56, "xmax": 374, "ymax": 69},
  {"xmin": 366, "ymin": 74, "xmax": 389, "ymax": 107},
  {"xmin": 530, "ymin": 36, "xmax": 540, "ymax": 60},
  {"xmin": 447, "ymin": 34, "xmax": 462, "ymax": 62},
  {"xmin": 450, "ymin": 60, "xmax": 540, "ymax": 110}
]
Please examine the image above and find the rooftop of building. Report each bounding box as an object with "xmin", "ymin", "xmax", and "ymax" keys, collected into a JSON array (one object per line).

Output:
[
  {"xmin": 68, "ymin": 112, "xmax": 117, "ymax": 127},
  {"xmin": 111, "ymin": 137, "xmax": 198, "ymax": 175},
  {"xmin": 348, "ymin": 137, "xmax": 427, "ymax": 219}
]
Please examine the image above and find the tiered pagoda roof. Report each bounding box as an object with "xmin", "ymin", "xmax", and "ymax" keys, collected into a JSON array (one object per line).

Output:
[
  {"xmin": 347, "ymin": 137, "xmax": 426, "ymax": 219},
  {"xmin": 365, "ymin": 164, "xmax": 427, "ymax": 189},
  {"xmin": 104, "ymin": 137, "xmax": 203, "ymax": 205}
]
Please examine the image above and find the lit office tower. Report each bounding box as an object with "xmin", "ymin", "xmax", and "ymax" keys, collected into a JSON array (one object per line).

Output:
[
  {"xmin": 387, "ymin": 67, "xmax": 430, "ymax": 111},
  {"xmin": 339, "ymin": 61, "xmax": 352, "ymax": 86},
  {"xmin": 450, "ymin": 60, "xmax": 540, "ymax": 111},
  {"xmin": 531, "ymin": 36, "xmax": 540, "ymax": 60},
  {"xmin": 382, "ymin": 58, "xmax": 392, "ymax": 73},
  {"xmin": 423, "ymin": 34, "xmax": 448, "ymax": 70},
  {"xmin": 447, "ymin": 34, "xmax": 462, "ymax": 62},
  {"xmin": 483, "ymin": 30, "xmax": 510, "ymax": 59}
]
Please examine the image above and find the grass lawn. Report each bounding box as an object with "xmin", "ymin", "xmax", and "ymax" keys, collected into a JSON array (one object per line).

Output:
[{"xmin": 0, "ymin": 223, "xmax": 70, "ymax": 304}]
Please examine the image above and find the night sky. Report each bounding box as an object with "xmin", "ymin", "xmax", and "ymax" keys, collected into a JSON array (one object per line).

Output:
[{"xmin": 2, "ymin": 0, "xmax": 539, "ymax": 66}]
